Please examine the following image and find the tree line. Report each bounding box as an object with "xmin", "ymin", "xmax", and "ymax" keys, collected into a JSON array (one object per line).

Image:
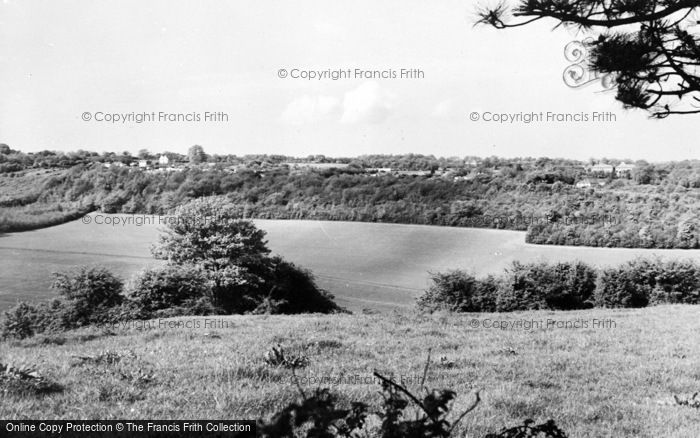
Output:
[{"xmin": 1, "ymin": 146, "xmax": 699, "ymax": 248}]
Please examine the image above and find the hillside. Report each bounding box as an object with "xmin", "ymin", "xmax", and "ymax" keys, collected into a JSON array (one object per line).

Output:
[
  {"xmin": 4, "ymin": 215, "xmax": 700, "ymax": 313},
  {"xmin": 1, "ymin": 150, "xmax": 700, "ymax": 248},
  {"xmin": 2, "ymin": 306, "xmax": 699, "ymax": 437}
]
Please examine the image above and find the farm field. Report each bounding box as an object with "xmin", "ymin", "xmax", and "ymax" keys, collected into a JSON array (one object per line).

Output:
[
  {"xmin": 2, "ymin": 214, "xmax": 700, "ymax": 311},
  {"xmin": 1, "ymin": 305, "xmax": 699, "ymax": 437}
]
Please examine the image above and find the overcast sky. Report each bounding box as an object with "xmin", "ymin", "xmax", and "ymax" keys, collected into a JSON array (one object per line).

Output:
[{"xmin": 0, "ymin": 0, "xmax": 697, "ymax": 161}]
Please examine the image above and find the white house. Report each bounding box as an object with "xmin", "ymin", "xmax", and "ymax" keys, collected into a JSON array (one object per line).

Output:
[
  {"xmin": 138, "ymin": 160, "xmax": 148, "ymax": 168},
  {"xmin": 590, "ymin": 163, "xmax": 614, "ymax": 174},
  {"xmin": 575, "ymin": 179, "xmax": 592, "ymax": 188},
  {"xmin": 615, "ymin": 162, "xmax": 635, "ymax": 176},
  {"xmin": 367, "ymin": 167, "xmax": 392, "ymax": 174},
  {"xmin": 158, "ymin": 155, "xmax": 170, "ymax": 166}
]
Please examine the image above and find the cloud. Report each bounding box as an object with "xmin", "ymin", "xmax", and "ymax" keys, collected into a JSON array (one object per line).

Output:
[
  {"xmin": 281, "ymin": 81, "xmax": 393, "ymax": 126},
  {"xmin": 281, "ymin": 94, "xmax": 341, "ymax": 125},
  {"xmin": 340, "ymin": 81, "xmax": 393, "ymax": 124},
  {"xmin": 432, "ymin": 99, "xmax": 454, "ymax": 119},
  {"xmin": 313, "ymin": 21, "xmax": 344, "ymax": 38}
]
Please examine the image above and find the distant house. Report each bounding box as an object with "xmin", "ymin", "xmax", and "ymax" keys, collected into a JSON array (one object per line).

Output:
[
  {"xmin": 367, "ymin": 167, "xmax": 392, "ymax": 174},
  {"xmin": 615, "ymin": 162, "xmax": 635, "ymax": 176},
  {"xmin": 590, "ymin": 163, "xmax": 614, "ymax": 175},
  {"xmin": 158, "ymin": 155, "xmax": 170, "ymax": 166},
  {"xmin": 138, "ymin": 160, "xmax": 148, "ymax": 168},
  {"xmin": 396, "ymin": 170, "xmax": 431, "ymax": 177},
  {"xmin": 575, "ymin": 179, "xmax": 592, "ymax": 188},
  {"xmin": 282, "ymin": 162, "xmax": 350, "ymax": 170}
]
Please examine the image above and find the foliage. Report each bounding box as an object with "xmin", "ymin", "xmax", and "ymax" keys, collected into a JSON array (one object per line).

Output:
[
  {"xmin": 262, "ymin": 345, "xmax": 310, "ymax": 369},
  {"xmin": 498, "ymin": 262, "xmax": 597, "ymax": 311},
  {"xmin": 673, "ymin": 393, "xmax": 700, "ymax": 409},
  {"xmin": 258, "ymin": 257, "xmax": 340, "ymax": 314},
  {"xmin": 3, "ymin": 149, "xmax": 700, "ymax": 249},
  {"xmin": 152, "ymin": 196, "xmax": 340, "ymax": 314},
  {"xmin": 0, "ymin": 362, "xmax": 63, "ymax": 397},
  {"xmin": 152, "ymin": 196, "xmax": 271, "ymax": 313},
  {"xmin": 484, "ymin": 419, "xmax": 568, "ymax": 438},
  {"xmin": 258, "ymin": 372, "xmax": 481, "ymax": 437},
  {"xmin": 596, "ymin": 258, "xmax": 700, "ymax": 308},
  {"xmin": 420, "ymin": 258, "xmax": 700, "ymax": 313},
  {"xmin": 258, "ymin": 352, "xmax": 566, "ymax": 437},
  {"xmin": 51, "ymin": 266, "xmax": 125, "ymax": 325},
  {"xmin": 476, "ymin": 0, "xmax": 700, "ymax": 118},
  {"xmin": 127, "ymin": 264, "xmax": 215, "ymax": 315},
  {"xmin": 1, "ymin": 300, "xmax": 71, "ymax": 340},
  {"xmin": 417, "ymin": 271, "xmax": 499, "ymax": 312},
  {"xmin": 1, "ymin": 302, "xmax": 40, "ymax": 339}
]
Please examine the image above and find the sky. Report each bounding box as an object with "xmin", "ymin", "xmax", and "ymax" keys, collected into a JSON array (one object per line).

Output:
[{"xmin": 0, "ymin": 0, "xmax": 697, "ymax": 161}]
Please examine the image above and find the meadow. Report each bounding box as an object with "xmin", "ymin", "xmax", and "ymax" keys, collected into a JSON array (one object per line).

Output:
[
  {"xmin": 1, "ymin": 305, "xmax": 699, "ymax": 437},
  {"xmin": 3, "ymin": 214, "xmax": 700, "ymax": 312}
]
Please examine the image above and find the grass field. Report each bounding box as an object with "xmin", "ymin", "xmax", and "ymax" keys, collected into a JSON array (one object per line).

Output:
[
  {"xmin": 3, "ymin": 214, "xmax": 700, "ymax": 311},
  {"xmin": 1, "ymin": 305, "xmax": 699, "ymax": 437}
]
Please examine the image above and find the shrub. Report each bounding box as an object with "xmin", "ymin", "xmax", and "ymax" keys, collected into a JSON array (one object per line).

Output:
[
  {"xmin": 51, "ymin": 266, "xmax": 125, "ymax": 325},
  {"xmin": 0, "ymin": 299, "xmax": 71, "ymax": 339},
  {"xmin": 417, "ymin": 271, "xmax": 498, "ymax": 312},
  {"xmin": 1, "ymin": 302, "xmax": 38, "ymax": 339},
  {"xmin": 594, "ymin": 259, "xmax": 657, "ymax": 308},
  {"xmin": 471, "ymin": 275, "xmax": 500, "ymax": 312},
  {"xmin": 255, "ymin": 257, "xmax": 341, "ymax": 314},
  {"xmin": 649, "ymin": 259, "xmax": 700, "ymax": 305},
  {"xmin": 496, "ymin": 261, "xmax": 596, "ymax": 312},
  {"xmin": 127, "ymin": 265, "xmax": 214, "ymax": 314},
  {"xmin": 543, "ymin": 261, "xmax": 597, "ymax": 310}
]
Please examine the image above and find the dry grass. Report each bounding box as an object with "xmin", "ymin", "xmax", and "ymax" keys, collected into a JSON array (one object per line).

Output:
[{"xmin": 1, "ymin": 305, "xmax": 699, "ymax": 437}]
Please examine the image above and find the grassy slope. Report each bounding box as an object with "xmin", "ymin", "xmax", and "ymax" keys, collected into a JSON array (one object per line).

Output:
[
  {"xmin": 2, "ymin": 306, "xmax": 699, "ymax": 437},
  {"xmin": 4, "ymin": 215, "xmax": 700, "ymax": 312}
]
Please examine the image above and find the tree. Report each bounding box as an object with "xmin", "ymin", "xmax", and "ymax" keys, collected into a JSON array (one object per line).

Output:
[
  {"xmin": 188, "ymin": 144, "xmax": 207, "ymax": 164},
  {"xmin": 477, "ymin": 0, "xmax": 700, "ymax": 118},
  {"xmin": 152, "ymin": 196, "xmax": 340, "ymax": 314},
  {"xmin": 153, "ymin": 196, "xmax": 270, "ymax": 312},
  {"xmin": 51, "ymin": 266, "xmax": 124, "ymax": 325}
]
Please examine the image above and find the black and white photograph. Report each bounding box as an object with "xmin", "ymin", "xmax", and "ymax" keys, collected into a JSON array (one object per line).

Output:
[{"xmin": 1, "ymin": 1, "xmax": 700, "ymax": 437}]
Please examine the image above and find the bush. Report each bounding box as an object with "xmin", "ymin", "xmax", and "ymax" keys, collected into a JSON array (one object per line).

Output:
[
  {"xmin": 594, "ymin": 259, "xmax": 655, "ymax": 308},
  {"xmin": 496, "ymin": 261, "xmax": 596, "ymax": 312},
  {"xmin": 649, "ymin": 259, "xmax": 700, "ymax": 305},
  {"xmin": 1, "ymin": 300, "xmax": 71, "ymax": 339},
  {"xmin": 127, "ymin": 265, "xmax": 214, "ymax": 315},
  {"xmin": 255, "ymin": 257, "xmax": 341, "ymax": 314},
  {"xmin": 415, "ymin": 259, "xmax": 699, "ymax": 313},
  {"xmin": 417, "ymin": 271, "xmax": 498, "ymax": 312},
  {"xmin": 1, "ymin": 302, "xmax": 38, "ymax": 339},
  {"xmin": 51, "ymin": 266, "xmax": 125, "ymax": 325}
]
